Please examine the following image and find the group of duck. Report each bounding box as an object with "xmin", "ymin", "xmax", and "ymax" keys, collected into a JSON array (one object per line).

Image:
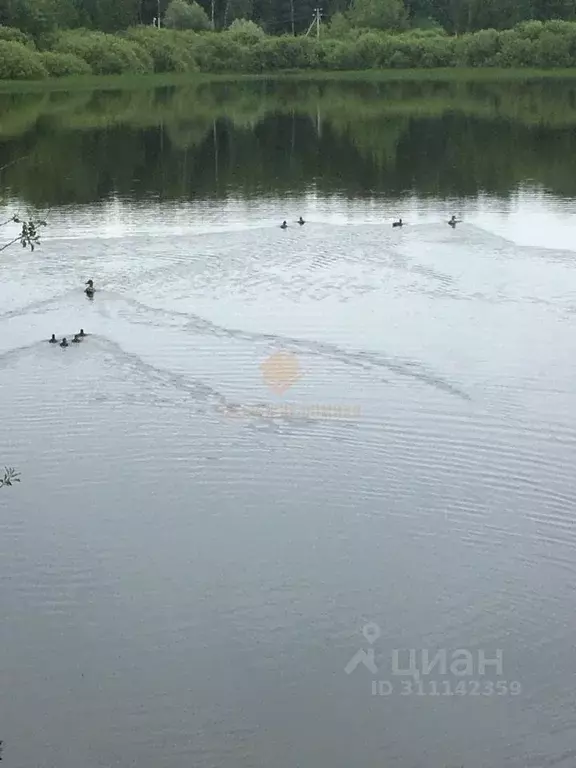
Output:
[
  {"xmin": 280, "ymin": 217, "xmax": 305, "ymax": 229},
  {"xmin": 49, "ymin": 280, "xmax": 95, "ymax": 348},
  {"xmin": 393, "ymin": 215, "xmax": 461, "ymax": 229},
  {"xmin": 52, "ymin": 213, "xmax": 460, "ymax": 346},
  {"xmin": 280, "ymin": 216, "xmax": 461, "ymax": 229},
  {"xmin": 50, "ymin": 329, "xmax": 87, "ymax": 347}
]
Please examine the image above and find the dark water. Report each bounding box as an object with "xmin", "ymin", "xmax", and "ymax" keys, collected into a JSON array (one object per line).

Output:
[{"xmin": 2, "ymin": 76, "xmax": 576, "ymax": 768}]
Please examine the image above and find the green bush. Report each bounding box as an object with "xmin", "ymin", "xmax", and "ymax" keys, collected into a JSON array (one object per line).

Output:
[
  {"xmin": 408, "ymin": 34, "xmax": 455, "ymax": 66},
  {"xmin": 183, "ymin": 32, "xmax": 238, "ymax": 70},
  {"xmin": 0, "ymin": 39, "xmax": 47, "ymax": 79},
  {"xmin": 536, "ymin": 29, "xmax": 572, "ymax": 67},
  {"xmin": 353, "ymin": 32, "xmax": 394, "ymax": 67},
  {"xmin": 54, "ymin": 31, "xmax": 153, "ymax": 74},
  {"xmin": 542, "ymin": 19, "xmax": 575, "ymax": 37},
  {"xmin": 320, "ymin": 39, "xmax": 363, "ymax": 69},
  {"xmin": 124, "ymin": 27, "xmax": 198, "ymax": 72},
  {"xmin": 40, "ymin": 50, "xmax": 92, "ymax": 76},
  {"xmin": 326, "ymin": 11, "xmax": 352, "ymax": 38},
  {"xmin": 129, "ymin": 38, "xmax": 155, "ymax": 70},
  {"xmin": 0, "ymin": 26, "xmax": 35, "ymax": 47},
  {"xmin": 494, "ymin": 29, "xmax": 533, "ymax": 66},
  {"xmin": 164, "ymin": 0, "xmax": 211, "ymax": 31},
  {"xmin": 5, "ymin": 16, "xmax": 576, "ymax": 79},
  {"xmin": 227, "ymin": 18, "xmax": 265, "ymax": 42},
  {"xmin": 515, "ymin": 20, "xmax": 544, "ymax": 40},
  {"xmin": 455, "ymin": 29, "xmax": 500, "ymax": 66},
  {"xmin": 389, "ymin": 48, "xmax": 410, "ymax": 67},
  {"xmin": 254, "ymin": 36, "xmax": 319, "ymax": 70}
]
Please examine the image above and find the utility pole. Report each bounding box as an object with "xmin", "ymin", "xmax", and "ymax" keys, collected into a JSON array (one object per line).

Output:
[
  {"xmin": 157, "ymin": 0, "xmax": 161, "ymax": 27},
  {"xmin": 305, "ymin": 7, "xmax": 322, "ymax": 37}
]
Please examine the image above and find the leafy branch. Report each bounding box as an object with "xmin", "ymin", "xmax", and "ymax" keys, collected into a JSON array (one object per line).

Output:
[
  {"xmin": 0, "ymin": 215, "xmax": 47, "ymax": 253},
  {"xmin": 0, "ymin": 467, "xmax": 21, "ymax": 488},
  {"xmin": 0, "ymin": 203, "xmax": 47, "ymax": 489}
]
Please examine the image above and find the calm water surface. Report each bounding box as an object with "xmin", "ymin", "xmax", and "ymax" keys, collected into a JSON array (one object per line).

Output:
[{"xmin": 2, "ymin": 78, "xmax": 576, "ymax": 768}]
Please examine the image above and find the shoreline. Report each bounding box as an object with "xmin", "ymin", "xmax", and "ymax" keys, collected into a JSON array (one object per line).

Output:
[{"xmin": 2, "ymin": 67, "xmax": 576, "ymax": 92}]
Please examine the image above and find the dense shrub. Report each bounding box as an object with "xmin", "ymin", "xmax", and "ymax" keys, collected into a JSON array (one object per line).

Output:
[
  {"xmin": 0, "ymin": 39, "xmax": 47, "ymax": 79},
  {"xmin": 0, "ymin": 26, "xmax": 35, "ymax": 47},
  {"xmin": 536, "ymin": 29, "xmax": 572, "ymax": 67},
  {"xmin": 164, "ymin": 0, "xmax": 211, "ymax": 31},
  {"xmin": 5, "ymin": 17, "xmax": 576, "ymax": 79},
  {"xmin": 455, "ymin": 29, "xmax": 500, "ymax": 66},
  {"xmin": 389, "ymin": 48, "xmax": 410, "ymax": 67},
  {"xmin": 353, "ymin": 32, "xmax": 394, "ymax": 67},
  {"xmin": 326, "ymin": 12, "xmax": 352, "ymax": 39},
  {"xmin": 183, "ymin": 32, "xmax": 239, "ymax": 70},
  {"xmin": 515, "ymin": 20, "xmax": 545, "ymax": 40},
  {"xmin": 254, "ymin": 36, "xmax": 319, "ymax": 70},
  {"xmin": 320, "ymin": 39, "xmax": 362, "ymax": 69},
  {"xmin": 40, "ymin": 50, "xmax": 92, "ymax": 75},
  {"xmin": 409, "ymin": 34, "xmax": 455, "ymax": 66},
  {"xmin": 54, "ymin": 30, "xmax": 153, "ymax": 74},
  {"xmin": 227, "ymin": 18, "xmax": 265, "ymax": 42},
  {"xmin": 494, "ymin": 30, "xmax": 533, "ymax": 66},
  {"xmin": 124, "ymin": 27, "xmax": 198, "ymax": 72}
]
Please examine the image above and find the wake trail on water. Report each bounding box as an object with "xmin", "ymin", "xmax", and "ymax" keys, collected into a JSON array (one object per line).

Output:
[
  {"xmin": 0, "ymin": 287, "xmax": 470, "ymax": 402},
  {"xmin": 0, "ymin": 336, "xmax": 364, "ymax": 439},
  {"xmin": 0, "ymin": 290, "xmax": 80, "ymax": 321},
  {"xmin": 108, "ymin": 293, "xmax": 471, "ymax": 401}
]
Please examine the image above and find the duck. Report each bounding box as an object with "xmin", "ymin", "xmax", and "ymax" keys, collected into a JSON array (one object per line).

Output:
[
  {"xmin": 60, "ymin": 337, "xmax": 69, "ymax": 347},
  {"xmin": 72, "ymin": 334, "xmax": 81, "ymax": 344},
  {"xmin": 85, "ymin": 279, "xmax": 95, "ymax": 297},
  {"xmin": 392, "ymin": 219, "xmax": 404, "ymax": 228},
  {"xmin": 280, "ymin": 221, "xmax": 288, "ymax": 229},
  {"xmin": 297, "ymin": 216, "xmax": 305, "ymax": 226},
  {"xmin": 49, "ymin": 334, "xmax": 58, "ymax": 344}
]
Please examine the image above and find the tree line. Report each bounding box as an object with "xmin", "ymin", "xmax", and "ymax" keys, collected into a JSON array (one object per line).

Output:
[
  {"xmin": 1, "ymin": 0, "xmax": 576, "ymax": 40},
  {"xmin": 4, "ymin": 19, "xmax": 576, "ymax": 80}
]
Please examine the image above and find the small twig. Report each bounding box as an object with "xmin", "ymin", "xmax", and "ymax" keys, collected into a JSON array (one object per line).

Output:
[
  {"xmin": 0, "ymin": 467, "xmax": 21, "ymax": 487},
  {"xmin": 0, "ymin": 235, "xmax": 20, "ymax": 252},
  {"xmin": 0, "ymin": 153, "xmax": 31, "ymax": 175}
]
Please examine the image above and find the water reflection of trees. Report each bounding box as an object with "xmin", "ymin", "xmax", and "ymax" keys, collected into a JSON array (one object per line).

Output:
[{"xmin": 2, "ymin": 77, "xmax": 576, "ymax": 204}]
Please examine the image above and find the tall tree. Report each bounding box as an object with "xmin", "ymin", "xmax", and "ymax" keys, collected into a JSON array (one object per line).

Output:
[{"xmin": 348, "ymin": 0, "xmax": 408, "ymax": 30}]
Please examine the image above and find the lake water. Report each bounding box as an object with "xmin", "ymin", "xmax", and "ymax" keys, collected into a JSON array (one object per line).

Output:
[{"xmin": 2, "ymin": 76, "xmax": 576, "ymax": 768}]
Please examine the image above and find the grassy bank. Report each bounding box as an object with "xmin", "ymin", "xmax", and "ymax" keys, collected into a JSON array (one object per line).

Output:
[
  {"xmin": 4, "ymin": 20, "xmax": 576, "ymax": 84},
  {"xmin": 2, "ymin": 67, "xmax": 576, "ymax": 93}
]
